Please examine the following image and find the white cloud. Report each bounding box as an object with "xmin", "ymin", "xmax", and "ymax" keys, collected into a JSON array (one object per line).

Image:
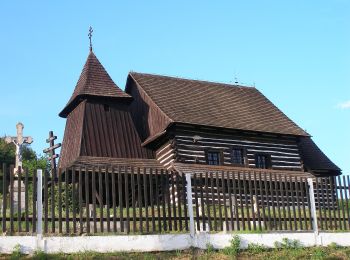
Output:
[{"xmin": 337, "ymin": 100, "xmax": 350, "ymax": 109}]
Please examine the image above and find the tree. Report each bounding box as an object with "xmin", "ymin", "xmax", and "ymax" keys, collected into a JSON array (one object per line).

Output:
[
  {"xmin": 0, "ymin": 137, "xmax": 49, "ymax": 201},
  {"xmin": 0, "ymin": 138, "xmax": 15, "ymax": 164},
  {"xmin": 0, "ymin": 137, "xmax": 49, "ymax": 171},
  {"xmin": 22, "ymin": 145, "xmax": 36, "ymax": 161}
]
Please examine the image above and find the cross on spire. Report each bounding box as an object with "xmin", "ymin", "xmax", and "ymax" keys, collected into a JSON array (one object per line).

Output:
[{"xmin": 88, "ymin": 26, "xmax": 93, "ymax": 51}]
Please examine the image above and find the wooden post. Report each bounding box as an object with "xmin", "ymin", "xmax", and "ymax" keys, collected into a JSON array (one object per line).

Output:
[
  {"xmin": 2, "ymin": 163, "xmax": 7, "ymax": 233},
  {"xmin": 37, "ymin": 169, "xmax": 43, "ymax": 237},
  {"xmin": 185, "ymin": 173, "xmax": 195, "ymax": 237},
  {"xmin": 307, "ymin": 178, "xmax": 318, "ymax": 234}
]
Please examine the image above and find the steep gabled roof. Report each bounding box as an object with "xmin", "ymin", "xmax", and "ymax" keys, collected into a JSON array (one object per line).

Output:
[
  {"xmin": 299, "ymin": 137, "xmax": 341, "ymax": 176},
  {"xmin": 128, "ymin": 72, "xmax": 309, "ymax": 137},
  {"xmin": 59, "ymin": 51, "xmax": 131, "ymax": 117}
]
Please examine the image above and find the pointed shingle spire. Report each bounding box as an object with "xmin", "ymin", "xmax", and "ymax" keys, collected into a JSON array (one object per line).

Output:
[{"xmin": 59, "ymin": 51, "xmax": 131, "ymax": 118}]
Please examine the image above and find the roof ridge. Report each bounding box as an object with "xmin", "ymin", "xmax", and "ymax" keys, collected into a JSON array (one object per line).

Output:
[
  {"xmin": 130, "ymin": 71, "xmax": 255, "ymax": 90},
  {"xmin": 128, "ymin": 72, "xmax": 309, "ymax": 137}
]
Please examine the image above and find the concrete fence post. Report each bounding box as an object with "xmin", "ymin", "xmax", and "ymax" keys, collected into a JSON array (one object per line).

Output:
[
  {"xmin": 307, "ymin": 178, "xmax": 319, "ymax": 235},
  {"xmin": 37, "ymin": 169, "xmax": 43, "ymax": 237},
  {"xmin": 185, "ymin": 173, "xmax": 195, "ymax": 237}
]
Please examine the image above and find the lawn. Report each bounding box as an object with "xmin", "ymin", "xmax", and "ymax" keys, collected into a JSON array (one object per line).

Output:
[
  {"xmin": 2, "ymin": 247, "xmax": 350, "ymax": 260},
  {"xmin": 2, "ymin": 240, "xmax": 350, "ymax": 260}
]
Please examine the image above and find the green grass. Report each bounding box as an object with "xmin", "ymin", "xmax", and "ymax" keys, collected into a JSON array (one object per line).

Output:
[
  {"xmin": 1, "ymin": 244, "xmax": 350, "ymax": 260},
  {"xmin": 3, "ymin": 202, "xmax": 350, "ymax": 234}
]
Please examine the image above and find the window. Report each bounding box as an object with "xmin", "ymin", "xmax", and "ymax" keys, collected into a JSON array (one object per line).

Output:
[
  {"xmin": 206, "ymin": 151, "xmax": 221, "ymax": 165},
  {"xmin": 255, "ymin": 154, "xmax": 271, "ymax": 169},
  {"xmin": 232, "ymin": 148, "xmax": 245, "ymax": 165}
]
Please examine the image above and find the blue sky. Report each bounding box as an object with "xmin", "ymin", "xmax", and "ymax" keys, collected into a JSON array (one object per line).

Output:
[{"xmin": 0, "ymin": 1, "xmax": 349, "ymax": 173}]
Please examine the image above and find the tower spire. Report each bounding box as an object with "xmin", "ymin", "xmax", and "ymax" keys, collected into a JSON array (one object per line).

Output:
[{"xmin": 88, "ymin": 26, "xmax": 93, "ymax": 52}]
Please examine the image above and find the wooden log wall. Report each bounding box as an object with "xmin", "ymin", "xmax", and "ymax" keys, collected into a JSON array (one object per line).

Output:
[
  {"xmin": 173, "ymin": 128, "xmax": 303, "ymax": 171},
  {"xmin": 155, "ymin": 140, "xmax": 176, "ymax": 170}
]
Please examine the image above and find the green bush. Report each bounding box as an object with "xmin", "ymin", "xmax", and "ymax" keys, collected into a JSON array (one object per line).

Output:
[
  {"xmin": 32, "ymin": 249, "xmax": 47, "ymax": 260},
  {"xmin": 10, "ymin": 244, "xmax": 22, "ymax": 260},
  {"xmin": 311, "ymin": 247, "xmax": 326, "ymax": 260},
  {"xmin": 206, "ymin": 243, "xmax": 215, "ymax": 254},
  {"xmin": 247, "ymin": 243, "xmax": 266, "ymax": 254},
  {"xmin": 274, "ymin": 238, "xmax": 302, "ymax": 250},
  {"xmin": 222, "ymin": 235, "xmax": 241, "ymax": 256},
  {"xmin": 328, "ymin": 242, "xmax": 340, "ymax": 249},
  {"xmin": 48, "ymin": 183, "xmax": 79, "ymax": 212}
]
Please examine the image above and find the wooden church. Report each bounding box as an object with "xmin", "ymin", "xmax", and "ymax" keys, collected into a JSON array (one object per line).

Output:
[{"xmin": 58, "ymin": 49, "xmax": 341, "ymax": 178}]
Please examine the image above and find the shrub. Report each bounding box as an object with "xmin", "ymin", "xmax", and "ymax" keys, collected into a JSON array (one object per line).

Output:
[
  {"xmin": 222, "ymin": 235, "xmax": 241, "ymax": 256},
  {"xmin": 32, "ymin": 249, "xmax": 47, "ymax": 260},
  {"xmin": 206, "ymin": 243, "xmax": 215, "ymax": 254},
  {"xmin": 274, "ymin": 238, "xmax": 302, "ymax": 250},
  {"xmin": 311, "ymin": 247, "xmax": 326, "ymax": 260},
  {"xmin": 10, "ymin": 244, "xmax": 22, "ymax": 260},
  {"xmin": 328, "ymin": 242, "xmax": 339, "ymax": 249},
  {"xmin": 48, "ymin": 183, "xmax": 79, "ymax": 212},
  {"xmin": 247, "ymin": 243, "xmax": 266, "ymax": 254},
  {"xmin": 175, "ymin": 249, "xmax": 182, "ymax": 257}
]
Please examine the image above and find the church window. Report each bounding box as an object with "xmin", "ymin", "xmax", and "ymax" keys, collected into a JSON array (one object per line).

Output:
[
  {"xmin": 255, "ymin": 154, "xmax": 271, "ymax": 169},
  {"xmin": 206, "ymin": 150, "xmax": 221, "ymax": 165},
  {"xmin": 232, "ymin": 148, "xmax": 245, "ymax": 165}
]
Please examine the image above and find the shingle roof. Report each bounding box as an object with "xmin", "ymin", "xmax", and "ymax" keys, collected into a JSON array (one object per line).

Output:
[
  {"xmin": 299, "ymin": 137, "xmax": 341, "ymax": 175},
  {"xmin": 59, "ymin": 51, "xmax": 131, "ymax": 117},
  {"xmin": 129, "ymin": 72, "xmax": 309, "ymax": 137}
]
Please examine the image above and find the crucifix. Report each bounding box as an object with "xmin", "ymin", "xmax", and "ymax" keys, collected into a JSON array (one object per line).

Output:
[
  {"xmin": 4, "ymin": 122, "xmax": 33, "ymax": 211},
  {"xmin": 88, "ymin": 26, "xmax": 93, "ymax": 51},
  {"xmin": 5, "ymin": 122, "xmax": 33, "ymax": 175}
]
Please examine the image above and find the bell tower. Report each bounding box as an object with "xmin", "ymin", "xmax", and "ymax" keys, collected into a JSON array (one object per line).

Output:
[{"xmin": 59, "ymin": 49, "xmax": 153, "ymax": 168}]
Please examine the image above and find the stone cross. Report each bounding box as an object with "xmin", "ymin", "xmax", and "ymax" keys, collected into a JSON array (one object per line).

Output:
[
  {"xmin": 4, "ymin": 122, "xmax": 32, "ymax": 211},
  {"xmin": 5, "ymin": 122, "xmax": 33, "ymax": 174}
]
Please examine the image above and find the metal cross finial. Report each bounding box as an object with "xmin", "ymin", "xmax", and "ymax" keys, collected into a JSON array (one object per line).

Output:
[{"xmin": 88, "ymin": 26, "xmax": 93, "ymax": 51}]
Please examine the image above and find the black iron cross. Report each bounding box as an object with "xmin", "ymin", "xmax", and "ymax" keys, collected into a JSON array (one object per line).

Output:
[
  {"xmin": 88, "ymin": 26, "xmax": 93, "ymax": 51},
  {"xmin": 43, "ymin": 131, "xmax": 61, "ymax": 180}
]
